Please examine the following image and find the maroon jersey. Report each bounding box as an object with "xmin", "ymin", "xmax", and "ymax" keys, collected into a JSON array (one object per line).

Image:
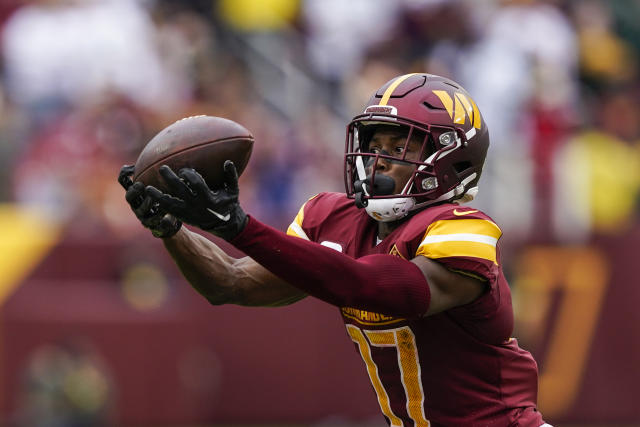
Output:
[{"xmin": 287, "ymin": 192, "xmax": 544, "ymax": 427}]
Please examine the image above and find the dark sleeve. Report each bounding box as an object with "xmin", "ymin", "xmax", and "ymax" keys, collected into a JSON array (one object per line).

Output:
[{"xmin": 231, "ymin": 216, "xmax": 431, "ymax": 317}]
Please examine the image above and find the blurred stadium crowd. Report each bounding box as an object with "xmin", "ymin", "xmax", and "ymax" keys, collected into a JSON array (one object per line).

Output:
[
  {"xmin": 1, "ymin": 0, "xmax": 639, "ymax": 238},
  {"xmin": 0, "ymin": 0, "xmax": 639, "ymax": 425}
]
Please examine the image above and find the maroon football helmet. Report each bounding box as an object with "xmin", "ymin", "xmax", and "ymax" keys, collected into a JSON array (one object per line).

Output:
[{"xmin": 344, "ymin": 73, "xmax": 489, "ymax": 221}]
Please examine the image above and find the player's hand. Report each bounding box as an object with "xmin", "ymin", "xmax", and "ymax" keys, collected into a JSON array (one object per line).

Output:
[
  {"xmin": 118, "ymin": 164, "xmax": 182, "ymax": 238},
  {"xmin": 146, "ymin": 160, "xmax": 248, "ymax": 240}
]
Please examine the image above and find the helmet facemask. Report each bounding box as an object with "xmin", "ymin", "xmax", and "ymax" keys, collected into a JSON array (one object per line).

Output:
[{"xmin": 344, "ymin": 114, "xmax": 476, "ymax": 222}]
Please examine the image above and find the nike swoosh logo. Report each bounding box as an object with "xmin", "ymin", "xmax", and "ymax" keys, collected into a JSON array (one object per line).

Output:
[
  {"xmin": 207, "ymin": 208, "xmax": 230, "ymax": 221},
  {"xmin": 453, "ymin": 209, "xmax": 479, "ymax": 216}
]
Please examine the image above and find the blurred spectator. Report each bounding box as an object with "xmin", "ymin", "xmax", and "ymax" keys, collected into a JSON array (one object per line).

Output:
[
  {"xmin": 608, "ymin": 0, "xmax": 640, "ymax": 55},
  {"xmin": 300, "ymin": 0, "xmax": 403, "ymax": 114},
  {"xmin": 10, "ymin": 95, "xmax": 151, "ymax": 232},
  {"xmin": 151, "ymin": 0, "xmax": 222, "ymax": 108},
  {"xmin": 422, "ymin": 0, "xmax": 579, "ymax": 240},
  {"xmin": 216, "ymin": 0, "xmax": 314, "ymax": 121},
  {"xmin": 1, "ymin": 0, "xmax": 637, "ymax": 243},
  {"xmin": 572, "ymin": 0, "xmax": 638, "ymax": 89},
  {"xmin": 1, "ymin": 0, "xmax": 187, "ymax": 131},
  {"xmin": 218, "ymin": 0, "xmax": 300, "ymax": 32},
  {"xmin": 552, "ymin": 86, "xmax": 640, "ymax": 240},
  {"xmin": 2, "ymin": 0, "xmax": 228, "ymax": 235},
  {"xmin": 0, "ymin": 81, "xmax": 27, "ymax": 202}
]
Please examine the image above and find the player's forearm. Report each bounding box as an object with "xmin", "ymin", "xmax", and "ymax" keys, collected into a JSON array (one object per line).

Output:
[
  {"xmin": 231, "ymin": 216, "xmax": 430, "ymax": 316},
  {"xmin": 162, "ymin": 227, "xmax": 244, "ymax": 304},
  {"xmin": 163, "ymin": 227, "xmax": 305, "ymax": 306}
]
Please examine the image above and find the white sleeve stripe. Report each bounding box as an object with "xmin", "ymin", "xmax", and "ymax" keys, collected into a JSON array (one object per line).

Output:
[
  {"xmin": 419, "ymin": 233, "xmax": 498, "ymax": 246},
  {"xmin": 288, "ymin": 221, "xmax": 310, "ymax": 240}
]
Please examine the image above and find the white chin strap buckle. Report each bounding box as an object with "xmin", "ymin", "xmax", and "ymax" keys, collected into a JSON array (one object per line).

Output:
[{"xmin": 365, "ymin": 197, "xmax": 416, "ymax": 222}]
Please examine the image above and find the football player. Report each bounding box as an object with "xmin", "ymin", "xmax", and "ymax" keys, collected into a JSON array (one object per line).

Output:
[{"xmin": 119, "ymin": 73, "xmax": 551, "ymax": 426}]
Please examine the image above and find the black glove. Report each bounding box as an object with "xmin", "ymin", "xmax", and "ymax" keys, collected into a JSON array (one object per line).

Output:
[
  {"xmin": 118, "ymin": 165, "xmax": 182, "ymax": 238},
  {"xmin": 145, "ymin": 160, "xmax": 248, "ymax": 241}
]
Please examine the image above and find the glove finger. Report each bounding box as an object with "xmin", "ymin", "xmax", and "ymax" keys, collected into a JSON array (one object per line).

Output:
[
  {"xmin": 133, "ymin": 195, "xmax": 157, "ymax": 219},
  {"xmin": 146, "ymin": 185, "xmax": 187, "ymax": 218},
  {"xmin": 178, "ymin": 168, "xmax": 212, "ymax": 194},
  {"xmin": 118, "ymin": 165, "xmax": 136, "ymax": 190},
  {"xmin": 223, "ymin": 160, "xmax": 239, "ymax": 196},
  {"xmin": 159, "ymin": 165, "xmax": 193, "ymax": 200},
  {"xmin": 125, "ymin": 182, "xmax": 146, "ymax": 208}
]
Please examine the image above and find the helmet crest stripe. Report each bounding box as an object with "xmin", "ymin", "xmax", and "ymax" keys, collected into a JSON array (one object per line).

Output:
[
  {"xmin": 453, "ymin": 95, "xmax": 466, "ymax": 124},
  {"xmin": 469, "ymin": 96, "xmax": 482, "ymax": 129},
  {"xmin": 379, "ymin": 73, "xmax": 419, "ymax": 105},
  {"xmin": 455, "ymin": 93, "xmax": 474, "ymax": 124},
  {"xmin": 432, "ymin": 90, "xmax": 454, "ymax": 117}
]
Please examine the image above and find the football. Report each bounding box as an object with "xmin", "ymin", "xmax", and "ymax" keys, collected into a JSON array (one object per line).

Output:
[{"xmin": 132, "ymin": 115, "xmax": 254, "ymax": 193}]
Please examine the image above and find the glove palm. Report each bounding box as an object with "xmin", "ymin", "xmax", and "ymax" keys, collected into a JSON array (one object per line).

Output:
[{"xmin": 145, "ymin": 160, "xmax": 247, "ymax": 241}]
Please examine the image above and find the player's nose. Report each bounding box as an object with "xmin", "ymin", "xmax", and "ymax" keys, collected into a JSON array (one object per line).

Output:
[{"xmin": 374, "ymin": 152, "xmax": 391, "ymax": 171}]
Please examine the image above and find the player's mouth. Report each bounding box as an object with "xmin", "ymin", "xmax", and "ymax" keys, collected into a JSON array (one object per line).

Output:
[{"xmin": 354, "ymin": 174, "xmax": 396, "ymax": 197}]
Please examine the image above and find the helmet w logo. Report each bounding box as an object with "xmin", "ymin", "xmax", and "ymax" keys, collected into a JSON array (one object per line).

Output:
[{"xmin": 432, "ymin": 90, "xmax": 482, "ymax": 129}]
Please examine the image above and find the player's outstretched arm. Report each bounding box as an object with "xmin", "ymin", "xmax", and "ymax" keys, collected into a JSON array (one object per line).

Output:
[
  {"xmin": 144, "ymin": 161, "xmax": 483, "ymax": 316},
  {"xmin": 119, "ymin": 164, "xmax": 305, "ymax": 307},
  {"xmin": 162, "ymin": 227, "xmax": 307, "ymax": 307},
  {"xmin": 232, "ymin": 216, "xmax": 485, "ymax": 317}
]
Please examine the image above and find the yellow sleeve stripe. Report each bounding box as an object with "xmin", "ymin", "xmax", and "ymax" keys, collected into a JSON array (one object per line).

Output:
[
  {"xmin": 420, "ymin": 233, "xmax": 497, "ymax": 246},
  {"xmin": 417, "ymin": 240, "xmax": 498, "ymax": 264},
  {"xmin": 416, "ymin": 219, "xmax": 502, "ymax": 264},
  {"xmin": 286, "ymin": 202, "xmax": 310, "ymax": 240},
  {"xmin": 426, "ymin": 218, "xmax": 501, "ymax": 239}
]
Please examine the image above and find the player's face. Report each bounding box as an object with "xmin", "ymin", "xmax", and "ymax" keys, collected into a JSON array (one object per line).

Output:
[{"xmin": 366, "ymin": 127, "xmax": 424, "ymax": 194}]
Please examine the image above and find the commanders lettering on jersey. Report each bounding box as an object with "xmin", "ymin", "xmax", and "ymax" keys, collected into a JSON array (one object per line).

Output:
[
  {"xmin": 417, "ymin": 217, "xmax": 501, "ymax": 265},
  {"xmin": 340, "ymin": 244, "xmax": 411, "ymax": 325},
  {"xmin": 341, "ymin": 307, "xmax": 404, "ymax": 326}
]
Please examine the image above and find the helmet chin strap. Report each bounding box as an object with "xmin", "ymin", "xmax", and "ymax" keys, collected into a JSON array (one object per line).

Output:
[
  {"xmin": 365, "ymin": 197, "xmax": 416, "ymax": 222},
  {"xmin": 353, "ymin": 156, "xmax": 416, "ymax": 222},
  {"xmin": 363, "ymin": 171, "xmax": 416, "ymax": 222}
]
